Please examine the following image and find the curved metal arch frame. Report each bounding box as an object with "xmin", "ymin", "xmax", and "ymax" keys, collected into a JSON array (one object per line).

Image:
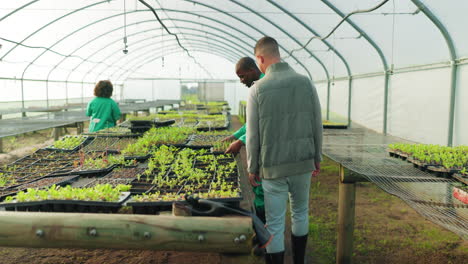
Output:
[
  {"xmin": 77, "ymin": 45, "xmax": 237, "ymax": 108},
  {"xmin": 118, "ymin": 46, "xmax": 239, "ymax": 83},
  {"xmin": 2, "ymin": 0, "xmax": 109, "ymax": 61},
  {"xmin": 49, "ymin": 8, "xmax": 268, "ymax": 85},
  {"xmin": 321, "ymin": 0, "xmax": 390, "ymax": 133},
  {"xmin": 98, "ymin": 26, "xmax": 254, "ymax": 81},
  {"xmin": 9, "ymin": 5, "xmax": 314, "ymax": 107},
  {"xmin": 182, "ymin": 0, "xmax": 314, "ymax": 80},
  {"xmin": 225, "ymin": 0, "xmax": 330, "ymax": 86},
  {"xmin": 52, "ymin": 23, "xmax": 249, "ymax": 83},
  {"xmin": 410, "ymin": 0, "xmax": 458, "ymax": 146},
  {"xmin": 0, "ymin": 0, "xmax": 40, "ymax": 22},
  {"xmin": 51, "ymin": 18, "xmax": 253, "ymax": 82},
  {"xmin": 103, "ymin": 38, "xmax": 244, "ymax": 81},
  {"xmin": 266, "ymin": 0, "xmax": 353, "ymax": 125},
  {"xmin": 58, "ymin": 33, "xmax": 243, "ymax": 107},
  {"xmin": 78, "ymin": 23, "xmax": 255, "ymax": 84}
]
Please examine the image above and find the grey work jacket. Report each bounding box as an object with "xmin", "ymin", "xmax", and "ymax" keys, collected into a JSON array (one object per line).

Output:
[{"xmin": 247, "ymin": 62, "xmax": 323, "ymax": 179}]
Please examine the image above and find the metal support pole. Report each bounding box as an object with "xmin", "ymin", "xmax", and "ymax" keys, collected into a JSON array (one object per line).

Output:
[
  {"xmin": 336, "ymin": 164, "xmax": 356, "ymax": 264},
  {"xmin": 327, "ymin": 82, "xmax": 331, "ymax": 121},
  {"xmin": 409, "ymin": 0, "xmax": 458, "ymax": 146}
]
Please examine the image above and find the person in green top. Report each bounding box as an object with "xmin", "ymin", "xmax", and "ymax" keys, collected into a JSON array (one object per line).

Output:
[
  {"xmin": 86, "ymin": 80, "xmax": 121, "ymax": 133},
  {"xmin": 222, "ymin": 57, "xmax": 266, "ymax": 223}
]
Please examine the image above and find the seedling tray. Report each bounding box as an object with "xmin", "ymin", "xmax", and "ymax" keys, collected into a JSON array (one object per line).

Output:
[
  {"xmin": 0, "ymin": 175, "xmax": 79, "ymax": 201},
  {"xmin": 0, "ymin": 192, "xmax": 130, "ymax": 213},
  {"xmin": 127, "ymin": 198, "xmax": 179, "ymax": 214},
  {"xmin": 426, "ymin": 165, "xmax": 459, "ymax": 178},
  {"xmin": 44, "ymin": 136, "xmax": 93, "ymax": 152}
]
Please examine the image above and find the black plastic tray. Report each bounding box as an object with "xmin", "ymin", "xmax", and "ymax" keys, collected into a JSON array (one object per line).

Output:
[
  {"xmin": 0, "ymin": 192, "xmax": 130, "ymax": 213},
  {"xmin": 154, "ymin": 119, "xmax": 176, "ymax": 127},
  {"xmin": 323, "ymin": 124, "xmax": 348, "ymax": 129},
  {"xmin": 69, "ymin": 165, "xmax": 116, "ymax": 177},
  {"xmin": 130, "ymin": 120, "xmax": 154, "ymax": 127}
]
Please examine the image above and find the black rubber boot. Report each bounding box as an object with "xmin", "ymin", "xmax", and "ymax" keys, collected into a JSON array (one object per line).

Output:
[
  {"xmin": 291, "ymin": 234, "xmax": 308, "ymax": 264},
  {"xmin": 265, "ymin": 251, "xmax": 284, "ymax": 264}
]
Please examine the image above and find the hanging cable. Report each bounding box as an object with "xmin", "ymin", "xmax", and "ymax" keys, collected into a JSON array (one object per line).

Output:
[
  {"xmin": 284, "ymin": 0, "xmax": 390, "ymax": 60},
  {"xmin": 138, "ymin": 0, "xmax": 213, "ymax": 78},
  {"xmin": 123, "ymin": 0, "xmax": 129, "ymax": 54}
]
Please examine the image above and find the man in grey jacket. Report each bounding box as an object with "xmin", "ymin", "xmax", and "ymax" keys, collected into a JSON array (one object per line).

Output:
[{"xmin": 247, "ymin": 36, "xmax": 323, "ymax": 264}]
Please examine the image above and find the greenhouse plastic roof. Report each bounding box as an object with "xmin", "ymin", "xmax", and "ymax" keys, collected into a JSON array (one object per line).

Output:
[{"xmin": 1, "ymin": 0, "xmax": 467, "ymax": 83}]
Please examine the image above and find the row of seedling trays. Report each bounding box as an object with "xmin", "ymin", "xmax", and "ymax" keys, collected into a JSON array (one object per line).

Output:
[
  {"xmin": 388, "ymin": 143, "xmax": 468, "ymax": 204},
  {"xmin": 0, "ymin": 150, "xmax": 242, "ymax": 213}
]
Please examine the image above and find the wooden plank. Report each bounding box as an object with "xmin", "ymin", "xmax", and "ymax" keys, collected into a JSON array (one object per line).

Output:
[{"xmin": 0, "ymin": 212, "xmax": 253, "ymax": 253}]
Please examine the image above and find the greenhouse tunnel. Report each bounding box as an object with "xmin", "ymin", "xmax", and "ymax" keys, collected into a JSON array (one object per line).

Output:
[{"xmin": 0, "ymin": 0, "xmax": 467, "ymax": 263}]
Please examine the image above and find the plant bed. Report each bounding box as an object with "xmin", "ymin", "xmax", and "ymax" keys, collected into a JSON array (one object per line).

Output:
[
  {"xmin": 105, "ymin": 167, "xmax": 145, "ymax": 180},
  {"xmin": 44, "ymin": 135, "xmax": 92, "ymax": 152},
  {"xmin": 111, "ymin": 138, "xmax": 138, "ymax": 152},
  {"xmin": 84, "ymin": 178, "xmax": 133, "ymax": 188},
  {"xmin": 83, "ymin": 137, "xmax": 121, "ymax": 153},
  {"xmin": 13, "ymin": 175, "xmax": 79, "ymax": 191},
  {"xmin": 0, "ymin": 184, "xmax": 131, "ymax": 213}
]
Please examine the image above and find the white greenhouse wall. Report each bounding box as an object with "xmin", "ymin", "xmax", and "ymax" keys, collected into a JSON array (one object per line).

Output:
[
  {"xmin": 387, "ymin": 68, "xmax": 451, "ymax": 145},
  {"xmin": 350, "ymin": 76, "xmax": 385, "ymax": 133},
  {"xmin": 224, "ymin": 82, "xmax": 245, "ymax": 115},
  {"xmin": 123, "ymin": 80, "xmax": 181, "ymax": 101},
  {"xmin": 329, "ymin": 79, "xmax": 349, "ymax": 121}
]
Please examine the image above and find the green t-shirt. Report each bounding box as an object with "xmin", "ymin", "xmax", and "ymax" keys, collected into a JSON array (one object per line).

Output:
[
  {"xmin": 86, "ymin": 97, "xmax": 121, "ymax": 132},
  {"xmin": 233, "ymin": 73, "xmax": 265, "ymax": 208}
]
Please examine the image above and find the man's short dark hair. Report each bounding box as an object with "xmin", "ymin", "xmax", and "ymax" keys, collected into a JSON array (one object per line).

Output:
[
  {"xmin": 236, "ymin": 57, "xmax": 258, "ymax": 71},
  {"xmin": 94, "ymin": 80, "xmax": 113, "ymax": 98},
  {"xmin": 254, "ymin": 36, "xmax": 280, "ymax": 57}
]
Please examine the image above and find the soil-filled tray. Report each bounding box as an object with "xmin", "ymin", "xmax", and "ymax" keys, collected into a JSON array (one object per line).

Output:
[
  {"xmin": 70, "ymin": 165, "xmax": 116, "ymax": 177},
  {"xmin": 0, "ymin": 175, "xmax": 80, "ymax": 201},
  {"xmin": 130, "ymin": 120, "xmax": 154, "ymax": 127},
  {"xmin": 83, "ymin": 137, "xmax": 121, "ymax": 153},
  {"xmin": 84, "ymin": 178, "xmax": 133, "ymax": 188},
  {"xmin": 0, "ymin": 192, "xmax": 130, "ymax": 213}
]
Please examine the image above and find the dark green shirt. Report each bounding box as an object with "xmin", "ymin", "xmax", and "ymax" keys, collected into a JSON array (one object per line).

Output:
[{"xmin": 86, "ymin": 97, "xmax": 121, "ymax": 132}]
